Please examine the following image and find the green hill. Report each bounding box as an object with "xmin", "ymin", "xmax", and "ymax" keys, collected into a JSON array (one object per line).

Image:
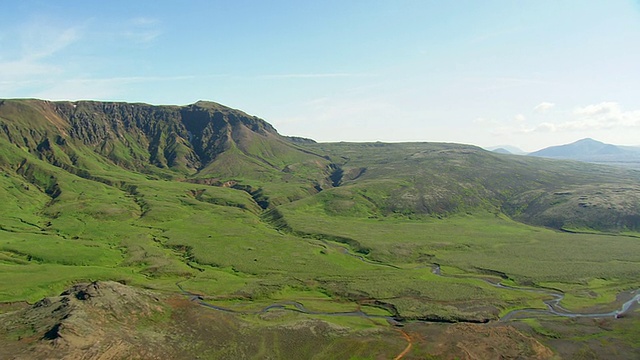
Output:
[{"xmin": 300, "ymin": 142, "xmax": 640, "ymax": 231}]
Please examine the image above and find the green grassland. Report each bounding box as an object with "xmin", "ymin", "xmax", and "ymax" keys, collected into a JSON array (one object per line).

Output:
[
  {"xmin": 2, "ymin": 142, "xmax": 637, "ymax": 320},
  {"xmin": 1, "ymin": 99, "xmax": 640, "ymax": 357}
]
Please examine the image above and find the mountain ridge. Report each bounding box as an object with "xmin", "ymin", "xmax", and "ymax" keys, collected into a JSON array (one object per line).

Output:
[{"xmin": 0, "ymin": 98, "xmax": 333, "ymax": 197}]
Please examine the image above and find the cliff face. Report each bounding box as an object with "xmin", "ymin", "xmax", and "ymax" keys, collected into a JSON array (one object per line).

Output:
[{"xmin": 0, "ymin": 99, "xmax": 317, "ymax": 176}]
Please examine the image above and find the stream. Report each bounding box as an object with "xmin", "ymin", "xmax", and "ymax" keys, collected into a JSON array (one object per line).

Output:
[
  {"xmin": 431, "ymin": 265, "xmax": 640, "ymax": 321},
  {"xmin": 497, "ymin": 284, "xmax": 640, "ymax": 321},
  {"xmin": 176, "ymin": 281, "xmax": 402, "ymax": 325},
  {"xmin": 176, "ymin": 258, "xmax": 640, "ymax": 325}
]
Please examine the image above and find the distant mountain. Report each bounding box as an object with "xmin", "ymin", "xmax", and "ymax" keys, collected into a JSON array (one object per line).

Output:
[
  {"xmin": 529, "ymin": 138, "xmax": 621, "ymax": 157},
  {"xmin": 491, "ymin": 148, "xmax": 512, "ymax": 155},
  {"xmin": 528, "ymin": 138, "xmax": 640, "ymax": 169},
  {"xmin": 486, "ymin": 145, "xmax": 526, "ymax": 155}
]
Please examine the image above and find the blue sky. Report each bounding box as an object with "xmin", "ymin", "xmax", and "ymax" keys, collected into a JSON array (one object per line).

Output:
[{"xmin": 1, "ymin": 0, "xmax": 639, "ymax": 151}]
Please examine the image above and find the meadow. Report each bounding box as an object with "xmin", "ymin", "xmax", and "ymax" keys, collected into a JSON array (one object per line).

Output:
[{"xmin": 3, "ymin": 155, "xmax": 637, "ymax": 321}]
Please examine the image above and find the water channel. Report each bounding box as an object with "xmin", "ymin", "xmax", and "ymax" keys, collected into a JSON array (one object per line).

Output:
[{"xmin": 177, "ymin": 260, "xmax": 640, "ymax": 325}]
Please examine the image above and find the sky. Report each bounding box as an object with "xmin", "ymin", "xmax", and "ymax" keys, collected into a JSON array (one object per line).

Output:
[{"xmin": 1, "ymin": 0, "xmax": 640, "ymax": 152}]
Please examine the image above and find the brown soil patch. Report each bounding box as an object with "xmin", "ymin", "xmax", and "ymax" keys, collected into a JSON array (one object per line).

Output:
[{"xmin": 402, "ymin": 322, "xmax": 554, "ymax": 360}]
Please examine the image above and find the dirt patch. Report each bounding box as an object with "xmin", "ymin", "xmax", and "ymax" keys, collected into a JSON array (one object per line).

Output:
[
  {"xmin": 402, "ymin": 322, "xmax": 554, "ymax": 360},
  {"xmin": 0, "ymin": 301, "xmax": 29, "ymax": 314},
  {"xmin": 0, "ymin": 281, "xmax": 174, "ymax": 360}
]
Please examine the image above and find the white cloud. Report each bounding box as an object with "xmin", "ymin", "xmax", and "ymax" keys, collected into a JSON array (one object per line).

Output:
[
  {"xmin": 533, "ymin": 102, "xmax": 555, "ymax": 113},
  {"xmin": 14, "ymin": 17, "xmax": 82, "ymax": 58},
  {"xmin": 574, "ymin": 101, "xmax": 618, "ymax": 117},
  {"xmin": 487, "ymin": 102, "xmax": 640, "ymax": 137},
  {"xmin": 572, "ymin": 102, "xmax": 640, "ymax": 129},
  {"xmin": 23, "ymin": 27, "xmax": 80, "ymax": 61},
  {"xmin": 0, "ymin": 22, "xmax": 82, "ymax": 95},
  {"xmin": 509, "ymin": 102, "xmax": 640, "ymax": 134},
  {"xmin": 0, "ymin": 60, "xmax": 61, "ymax": 79}
]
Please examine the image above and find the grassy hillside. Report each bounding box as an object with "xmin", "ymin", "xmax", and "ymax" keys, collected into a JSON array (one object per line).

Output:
[
  {"xmin": 1, "ymin": 99, "xmax": 639, "ymax": 358},
  {"xmin": 303, "ymin": 142, "xmax": 640, "ymax": 231}
]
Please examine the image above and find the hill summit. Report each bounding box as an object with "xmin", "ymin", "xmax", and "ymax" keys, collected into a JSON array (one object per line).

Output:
[
  {"xmin": 0, "ymin": 99, "xmax": 335, "ymax": 204},
  {"xmin": 529, "ymin": 138, "xmax": 623, "ymax": 158},
  {"xmin": 0, "ymin": 99, "xmax": 324, "ymax": 174},
  {"xmin": 528, "ymin": 138, "xmax": 640, "ymax": 169}
]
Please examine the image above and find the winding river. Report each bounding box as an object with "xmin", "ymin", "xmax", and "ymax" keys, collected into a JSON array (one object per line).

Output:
[
  {"xmin": 176, "ymin": 259, "xmax": 640, "ymax": 324},
  {"xmin": 176, "ymin": 281, "xmax": 402, "ymax": 325},
  {"xmin": 429, "ymin": 265, "xmax": 640, "ymax": 322}
]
